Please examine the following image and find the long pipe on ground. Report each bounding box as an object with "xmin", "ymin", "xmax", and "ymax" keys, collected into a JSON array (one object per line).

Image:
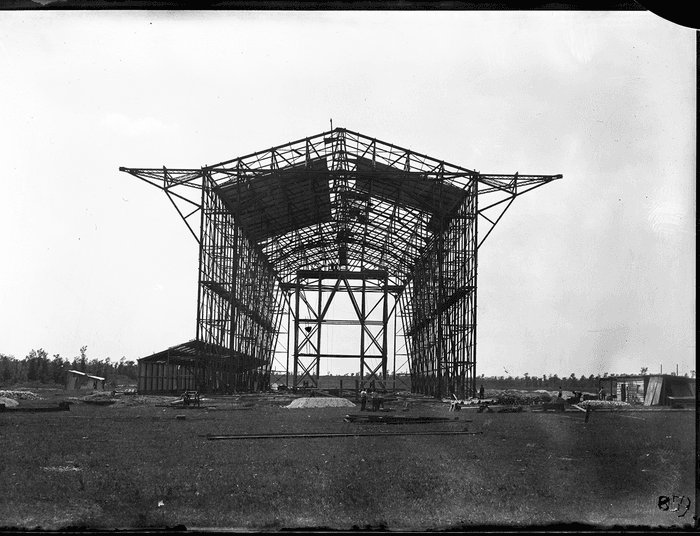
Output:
[{"xmin": 205, "ymin": 430, "xmax": 482, "ymax": 440}]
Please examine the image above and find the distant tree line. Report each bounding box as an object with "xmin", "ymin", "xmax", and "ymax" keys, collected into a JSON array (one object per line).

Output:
[
  {"xmin": 0, "ymin": 346, "xmax": 137, "ymax": 387},
  {"xmin": 478, "ymin": 373, "xmax": 599, "ymax": 390},
  {"xmin": 478, "ymin": 368, "xmax": 692, "ymax": 391},
  {"xmin": 271, "ymin": 369, "xmax": 695, "ymax": 391}
]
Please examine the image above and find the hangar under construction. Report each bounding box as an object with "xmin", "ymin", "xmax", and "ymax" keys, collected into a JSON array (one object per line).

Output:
[{"xmin": 120, "ymin": 127, "xmax": 561, "ymax": 399}]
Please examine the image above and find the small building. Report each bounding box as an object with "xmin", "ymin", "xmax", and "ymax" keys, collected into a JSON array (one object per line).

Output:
[
  {"xmin": 136, "ymin": 339, "xmax": 270, "ymax": 395},
  {"xmin": 66, "ymin": 370, "xmax": 106, "ymax": 391},
  {"xmin": 599, "ymin": 374, "xmax": 696, "ymax": 406}
]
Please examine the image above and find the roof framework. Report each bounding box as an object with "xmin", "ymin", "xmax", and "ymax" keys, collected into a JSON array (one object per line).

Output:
[
  {"xmin": 122, "ymin": 128, "xmax": 560, "ymax": 288},
  {"xmin": 121, "ymin": 128, "xmax": 561, "ymax": 397}
]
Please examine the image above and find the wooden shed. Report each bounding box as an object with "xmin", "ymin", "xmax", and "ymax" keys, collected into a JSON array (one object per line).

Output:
[
  {"xmin": 643, "ymin": 375, "xmax": 695, "ymax": 406},
  {"xmin": 66, "ymin": 370, "xmax": 106, "ymax": 391},
  {"xmin": 601, "ymin": 375, "xmax": 695, "ymax": 406}
]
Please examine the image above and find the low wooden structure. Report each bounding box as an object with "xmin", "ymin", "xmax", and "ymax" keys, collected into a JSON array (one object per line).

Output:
[
  {"xmin": 66, "ymin": 370, "xmax": 105, "ymax": 391},
  {"xmin": 599, "ymin": 374, "xmax": 696, "ymax": 406},
  {"xmin": 137, "ymin": 340, "xmax": 269, "ymax": 395}
]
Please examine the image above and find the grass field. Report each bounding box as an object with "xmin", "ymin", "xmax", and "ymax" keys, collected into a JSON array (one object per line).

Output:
[{"xmin": 0, "ymin": 391, "xmax": 696, "ymax": 531}]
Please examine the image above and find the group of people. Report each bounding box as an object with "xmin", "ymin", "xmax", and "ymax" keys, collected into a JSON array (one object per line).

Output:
[
  {"xmin": 557, "ymin": 387, "xmax": 590, "ymax": 404},
  {"xmin": 359, "ymin": 387, "xmax": 384, "ymax": 411},
  {"xmin": 562, "ymin": 389, "xmax": 586, "ymax": 404},
  {"xmin": 182, "ymin": 390, "xmax": 201, "ymax": 407}
]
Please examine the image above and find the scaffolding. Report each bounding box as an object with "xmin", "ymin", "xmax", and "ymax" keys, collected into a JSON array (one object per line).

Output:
[
  {"xmin": 285, "ymin": 269, "xmax": 394, "ymax": 391},
  {"xmin": 121, "ymin": 127, "xmax": 561, "ymax": 397}
]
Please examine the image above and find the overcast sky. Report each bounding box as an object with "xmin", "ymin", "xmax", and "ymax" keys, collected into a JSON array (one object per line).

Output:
[{"xmin": 0, "ymin": 10, "xmax": 695, "ymax": 379}]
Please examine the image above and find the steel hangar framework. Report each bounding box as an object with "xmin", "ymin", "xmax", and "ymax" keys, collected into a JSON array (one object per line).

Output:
[{"xmin": 121, "ymin": 128, "xmax": 561, "ymax": 398}]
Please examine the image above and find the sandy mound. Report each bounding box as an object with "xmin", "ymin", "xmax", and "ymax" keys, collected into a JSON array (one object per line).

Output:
[
  {"xmin": 0, "ymin": 396, "xmax": 19, "ymax": 408},
  {"xmin": 285, "ymin": 397, "xmax": 356, "ymax": 409}
]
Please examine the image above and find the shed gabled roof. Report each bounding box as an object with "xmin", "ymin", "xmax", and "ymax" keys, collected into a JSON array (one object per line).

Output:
[
  {"xmin": 67, "ymin": 370, "xmax": 105, "ymax": 381},
  {"xmin": 138, "ymin": 340, "xmax": 267, "ymax": 372}
]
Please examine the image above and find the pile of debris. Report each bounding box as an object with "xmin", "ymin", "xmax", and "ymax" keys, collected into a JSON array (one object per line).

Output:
[
  {"xmin": 67, "ymin": 392, "xmax": 183, "ymax": 407},
  {"xmin": 0, "ymin": 396, "xmax": 19, "ymax": 408},
  {"xmin": 81, "ymin": 392, "xmax": 119, "ymax": 405},
  {"xmin": 116, "ymin": 395, "xmax": 182, "ymax": 407},
  {"xmin": 285, "ymin": 397, "xmax": 356, "ymax": 409},
  {"xmin": 492, "ymin": 390, "xmax": 553, "ymax": 405},
  {"xmin": 0, "ymin": 389, "xmax": 41, "ymax": 401},
  {"xmin": 578, "ymin": 400, "xmax": 631, "ymax": 409},
  {"xmin": 446, "ymin": 390, "xmax": 554, "ymax": 407}
]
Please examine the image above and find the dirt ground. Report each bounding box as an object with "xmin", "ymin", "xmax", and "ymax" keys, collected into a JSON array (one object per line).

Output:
[{"xmin": 0, "ymin": 387, "xmax": 695, "ymax": 531}]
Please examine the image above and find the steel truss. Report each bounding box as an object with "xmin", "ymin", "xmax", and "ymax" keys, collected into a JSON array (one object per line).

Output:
[
  {"xmin": 284, "ymin": 270, "xmax": 395, "ymax": 390},
  {"xmin": 121, "ymin": 127, "xmax": 561, "ymax": 397},
  {"xmin": 399, "ymin": 179, "xmax": 478, "ymax": 399},
  {"xmin": 196, "ymin": 172, "xmax": 283, "ymax": 392}
]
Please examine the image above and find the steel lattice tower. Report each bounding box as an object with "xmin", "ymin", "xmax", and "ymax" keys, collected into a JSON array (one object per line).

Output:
[{"xmin": 121, "ymin": 128, "xmax": 561, "ymax": 397}]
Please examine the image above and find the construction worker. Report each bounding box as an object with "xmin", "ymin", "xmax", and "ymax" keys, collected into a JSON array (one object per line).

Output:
[
  {"xmin": 360, "ymin": 387, "xmax": 368, "ymax": 411},
  {"xmin": 370, "ymin": 389, "xmax": 379, "ymax": 411}
]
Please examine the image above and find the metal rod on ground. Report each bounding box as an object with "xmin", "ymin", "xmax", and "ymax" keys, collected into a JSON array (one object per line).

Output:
[
  {"xmin": 346, "ymin": 420, "xmax": 471, "ymax": 425},
  {"xmin": 0, "ymin": 402, "xmax": 70, "ymax": 413},
  {"xmin": 205, "ymin": 430, "xmax": 483, "ymax": 440},
  {"xmin": 343, "ymin": 415, "xmax": 471, "ymax": 424}
]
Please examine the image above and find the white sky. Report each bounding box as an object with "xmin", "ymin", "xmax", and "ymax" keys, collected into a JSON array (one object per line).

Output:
[{"xmin": 0, "ymin": 10, "xmax": 695, "ymax": 379}]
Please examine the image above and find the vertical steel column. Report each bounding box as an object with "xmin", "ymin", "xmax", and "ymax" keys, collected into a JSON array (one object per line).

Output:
[
  {"xmin": 229, "ymin": 185, "xmax": 239, "ymax": 393},
  {"xmin": 292, "ymin": 276, "xmax": 301, "ymax": 390},
  {"xmin": 360, "ymin": 276, "xmax": 366, "ymax": 381},
  {"xmin": 383, "ymin": 273, "xmax": 389, "ymax": 380},
  {"xmin": 471, "ymin": 176, "xmax": 479, "ymax": 398},
  {"xmin": 316, "ymin": 276, "xmax": 323, "ymax": 379},
  {"xmin": 437, "ymin": 188, "xmax": 445, "ymax": 399},
  {"xmin": 195, "ymin": 169, "xmax": 207, "ymax": 351},
  {"xmin": 393, "ymin": 296, "xmax": 397, "ymax": 384},
  {"xmin": 286, "ymin": 300, "xmax": 291, "ymax": 388}
]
